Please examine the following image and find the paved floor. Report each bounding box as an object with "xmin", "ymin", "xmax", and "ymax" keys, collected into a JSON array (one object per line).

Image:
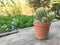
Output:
[{"xmin": 0, "ymin": 21, "xmax": 60, "ymax": 45}]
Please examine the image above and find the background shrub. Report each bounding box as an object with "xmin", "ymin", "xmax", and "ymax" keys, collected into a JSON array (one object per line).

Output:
[{"xmin": 0, "ymin": 14, "xmax": 33, "ymax": 33}]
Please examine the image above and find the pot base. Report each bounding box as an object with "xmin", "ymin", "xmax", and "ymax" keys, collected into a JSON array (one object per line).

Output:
[{"xmin": 35, "ymin": 35, "xmax": 48, "ymax": 40}]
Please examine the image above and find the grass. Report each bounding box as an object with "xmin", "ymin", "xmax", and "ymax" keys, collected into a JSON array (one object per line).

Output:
[{"xmin": 0, "ymin": 14, "xmax": 33, "ymax": 33}]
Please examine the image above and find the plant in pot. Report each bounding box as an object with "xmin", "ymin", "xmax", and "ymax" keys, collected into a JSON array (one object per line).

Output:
[{"xmin": 34, "ymin": 7, "xmax": 55, "ymax": 40}]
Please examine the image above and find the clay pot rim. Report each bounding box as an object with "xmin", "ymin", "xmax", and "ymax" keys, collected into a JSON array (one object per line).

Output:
[
  {"xmin": 34, "ymin": 22, "xmax": 51, "ymax": 27},
  {"xmin": 34, "ymin": 22, "xmax": 51, "ymax": 24}
]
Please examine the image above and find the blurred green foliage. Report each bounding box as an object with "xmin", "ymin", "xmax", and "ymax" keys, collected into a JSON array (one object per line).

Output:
[
  {"xmin": 28, "ymin": 0, "xmax": 51, "ymax": 10},
  {"xmin": 0, "ymin": 14, "xmax": 33, "ymax": 33},
  {"xmin": 0, "ymin": 0, "xmax": 22, "ymax": 15}
]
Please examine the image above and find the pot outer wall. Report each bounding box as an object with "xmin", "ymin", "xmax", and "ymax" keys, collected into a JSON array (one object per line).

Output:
[{"xmin": 34, "ymin": 22, "xmax": 51, "ymax": 40}]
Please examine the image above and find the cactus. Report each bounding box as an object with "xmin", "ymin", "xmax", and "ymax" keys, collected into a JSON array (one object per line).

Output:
[
  {"xmin": 47, "ymin": 13, "xmax": 55, "ymax": 21},
  {"xmin": 42, "ymin": 17, "xmax": 48, "ymax": 23},
  {"xmin": 35, "ymin": 7, "xmax": 55, "ymax": 23},
  {"xmin": 36, "ymin": 7, "xmax": 48, "ymax": 22}
]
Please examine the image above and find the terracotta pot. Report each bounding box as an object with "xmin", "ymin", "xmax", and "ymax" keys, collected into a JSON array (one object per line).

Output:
[{"xmin": 34, "ymin": 22, "xmax": 51, "ymax": 40}]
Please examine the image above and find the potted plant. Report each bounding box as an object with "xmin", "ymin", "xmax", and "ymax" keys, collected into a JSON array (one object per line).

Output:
[{"xmin": 34, "ymin": 7, "xmax": 55, "ymax": 40}]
